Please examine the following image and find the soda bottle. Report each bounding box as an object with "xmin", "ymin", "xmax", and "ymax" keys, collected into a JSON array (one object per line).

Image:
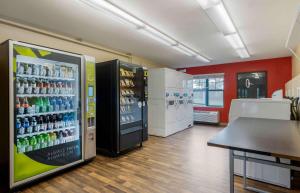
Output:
[
  {"xmin": 23, "ymin": 98, "xmax": 29, "ymax": 114},
  {"xmin": 26, "ymin": 78, "xmax": 32, "ymax": 94},
  {"xmin": 31, "ymin": 117, "xmax": 38, "ymax": 133},
  {"xmin": 47, "ymin": 98, "xmax": 53, "ymax": 112},
  {"xmin": 52, "ymin": 114, "xmax": 58, "ymax": 129},
  {"xmin": 27, "ymin": 136, "xmax": 34, "ymax": 152},
  {"xmin": 17, "ymin": 63, "xmax": 24, "ymax": 75},
  {"xmin": 69, "ymin": 97, "xmax": 73, "ymax": 110},
  {"xmin": 40, "ymin": 98, "xmax": 46, "ymax": 113},
  {"xmin": 43, "ymin": 133, "xmax": 50, "ymax": 147},
  {"xmin": 17, "ymin": 139, "xmax": 22, "ymax": 153},
  {"xmin": 57, "ymin": 97, "xmax": 63, "ymax": 111},
  {"xmin": 58, "ymin": 131, "xmax": 64, "ymax": 144},
  {"xmin": 19, "ymin": 138, "xmax": 26, "ymax": 153},
  {"xmin": 58, "ymin": 114, "xmax": 63, "ymax": 128},
  {"xmin": 16, "ymin": 78, "xmax": 22, "ymax": 94},
  {"xmin": 38, "ymin": 116, "xmax": 44, "ymax": 131},
  {"xmin": 25, "ymin": 63, "xmax": 32, "ymax": 75},
  {"xmin": 48, "ymin": 81, "xmax": 54, "ymax": 94},
  {"xmin": 29, "ymin": 136, "xmax": 38, "ymax": 151},
  {"xmin": 23, "ymin": 78, "xmax": 29, "ymax": 93},
  {"xmin": 23, "ymin": 137, "xmax": 29, "ymax": 152},
  {"xmin": 23, "ymin": 118, "xmax": 29, "ymax": 133},
  {"xmin": 16, "ymin": 97, "xmax": 20, "ymax": 115},
  {"xmin": 51, "ymin": 97, "xmax": 57, "ymax": 112},
  {"xmin": 36, "ymin": 79, "xmax": 43, "ymax": 94},
  {"xmin": 26, "ymin": 117, "xmax": 33, "ymax": 134},
  {"xmin": 48, "ymin": 133, "xmax": 55, "ymax": 146},
  {"xmin": 16, "ymin": 118, "xmax": 22, "ymax": 134},
  {"xmin": 40, "ymin": 79, "xmax": 46, "ymax": 94},
  {"xmin": 37, "ymin": 134, "xmax": 46, "ymax": 148},
  {"xmin": 32, "ymin": 64, "xmax": 40, "ymax": 76},
  {"xmin": 63, "ymin": 114, "xmax": 69, "ymax": 127},
  {"xmin": 31, "ymin": 78, "xmax": 37, "ymax": 93},
  {"xmin": 45, "ymin": 115, "xmax": 50, "ymax": 130}
]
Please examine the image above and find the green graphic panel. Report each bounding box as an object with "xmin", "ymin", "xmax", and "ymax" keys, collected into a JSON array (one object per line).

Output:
[
  {"xmin": 14, "ymin": 146, "xmax": 58, "ymax": 182},
  {"xmin": 86, "ymin": 61, "xmax": 96, "ymax": 118}
]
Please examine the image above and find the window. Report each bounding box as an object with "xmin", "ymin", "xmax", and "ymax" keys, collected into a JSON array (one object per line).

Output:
[{"xmin": 193, "ymin": 74, "xmax": 224, "ymax": 107}]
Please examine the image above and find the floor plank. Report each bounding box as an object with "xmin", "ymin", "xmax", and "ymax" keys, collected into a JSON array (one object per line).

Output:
[{"xmin": 20, "ymin": 125, "xmax": 300, "ymax": 193}]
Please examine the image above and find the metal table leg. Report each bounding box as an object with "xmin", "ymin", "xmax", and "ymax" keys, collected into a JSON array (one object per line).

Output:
[{"xmin": 229, "ymin": 149, "xmax": 234, "ymax": 193}]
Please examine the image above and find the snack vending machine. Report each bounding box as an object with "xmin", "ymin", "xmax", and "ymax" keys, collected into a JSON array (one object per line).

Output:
[
  {"xmin": 0, "ymin": 40, "xmax": 95, "ymax": 191},
  {"xmin": 142, "ymin": 68, "xmax": 148, "ymax": 141},
  {"xmin": 96, "ymin": 60, "xmax": 144, "ymax": 156}
]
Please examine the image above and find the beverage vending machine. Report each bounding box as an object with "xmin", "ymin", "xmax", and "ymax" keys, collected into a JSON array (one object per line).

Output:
[{"xmin": 0, "ymin": 40, "xmax": 96, "ymax": 191}]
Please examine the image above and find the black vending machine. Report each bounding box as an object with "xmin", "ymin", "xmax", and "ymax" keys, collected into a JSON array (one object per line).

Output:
[
  {"xmin": 142, "ymin": 68, "xmax": 148, "ymax": 141},
  {"xmin": 96, "ymin": 60, "xmax": 144, "ymax": 156}
]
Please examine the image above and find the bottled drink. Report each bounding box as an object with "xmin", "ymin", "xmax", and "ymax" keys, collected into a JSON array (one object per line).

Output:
[
  {"xmin": 69, "ymin": 98, "xmax": 73, "ymax": 110},
  {"xmin": 26, "ymin": 117, "xmax": 33, "ymax": 134},
  {"xmin": 41, "ymin": 79, "xmax": 47, "ymax": 94},
  {"xmin": 48, "ymin": 115, "xmax": 54, "ymax": 130},
  {"xmin": 54, "ymin": 82, "xmax": 59, "ymax": 94},
  {"xmin": 58, "ymin": 131, "xmax": 64, "ymax": 144},
  {"xmin": 40, "ymin": 98, "xmax": 46, "ymax": 113},
  {"xmin": 23, "ymin": 118, "xmax": 30, "ymax": 133},
  {"xmin": 16, "ymin": 118, "xmax": 22, "ymax": 134},
  {"xmin": 17, "ymin": 63, "xmax": 24, "ymax": 75},
  {"xmin": 31, "ymin": 78, "xmax": 37, "ymax": 94},
  {"xmin": 57, "ymin": 97, "xmax": 63, "ymax": 111},
  {"xmin": 48, "ymin": 81, "xmax": 54, "ymax": 94},
  {"xmin": 30, "ymin": 136, "xmax": 39, "ymax": 150},
  {"xmin": 24, "ymin": 63, "xmax": 32, "ymax": 75},
  {"xmin": 57, "ymin": 114, "xmax": 63, "ymax": 128},
  {"xmin": 38, "ymin": 116, "xmax": 44, "ymax": 131},
  {"xmin": 27, "ymin": 136, "xmax": 34, "ymax": 152},
  {"xmin": 43, "ymin": 133, "xmax": 50, "ymax": 147},
  {"xmin": 17, "ymin": 139, "xmax": 23, "ymax": 153},
  {"xmin": 32, "ymin": 64, "xmax": 40, "ymax": 76},
  {"xmin": 54, "ymin": 65, "xmax": 60, "ymax": 77},
  {"xmin": 16, "ymin": 97, "xmax": 20, "ymax": 115},
  {"xmin": 45, "ymin": 115, "xmax": 50, "ymax": 130},
  {"xmin": 50, "ymin": 132, "xmax": 57, "ymax": 145},
  {"xmin": 37, "ymin": 134, "xmax": 46, "ymax": 148},
  {"xmin": 26, "ymin": 78, "xmax": 33, "ymax": 94},
  {"xmin": 36, "ymin": 79, "xmax": 43, "ymax": 94},
  {"xmin": 52, "ymin": 114, "xmax": 58, "ymax": 129},
  {"xmin": 63, "ymin": 114, "xmax": 69, "ymax": 127},
  {"xmin": 46, "ymin": 66, "xmax": 53, "ymax": 77},
  {"xmin": 32, "ymin": 117, "xmax": 38, "ymax": 133},
  {"xmin": 65, "ymin": 97, "xmax": 70, "ymax": 110},
  {"xmin": 23, "ymin": 98, "xmax": 29, "ymax": 114},
  {"xmin": 23, "ymin": 137, "xmax": 29, "ymax": 152},
  {"xmin": 40, "ymin": 65, "xmax": 46, "ymax": 77}
]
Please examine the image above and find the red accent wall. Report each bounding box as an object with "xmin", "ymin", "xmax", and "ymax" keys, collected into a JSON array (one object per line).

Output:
[{"xmin": 180, "ymin": 57, "xmax": 292, "ymax": 123}]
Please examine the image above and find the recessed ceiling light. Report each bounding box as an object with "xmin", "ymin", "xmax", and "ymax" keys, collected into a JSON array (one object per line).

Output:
[{"xmin": 236, "ymin": 48, "xmax": 250, "ymax": 58}]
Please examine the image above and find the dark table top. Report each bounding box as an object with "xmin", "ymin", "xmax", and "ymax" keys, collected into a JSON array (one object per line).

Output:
[{"xmin": 207, "ymin": 117, "xmax": 300, "ymax": 161}]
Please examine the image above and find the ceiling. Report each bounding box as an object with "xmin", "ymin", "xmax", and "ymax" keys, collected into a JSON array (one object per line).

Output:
[{"xmin": 0, "ymin": 0, "xmax": 299, "ymax": 68}]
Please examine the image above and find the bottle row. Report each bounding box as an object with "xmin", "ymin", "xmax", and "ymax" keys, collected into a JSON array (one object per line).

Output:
[
  {"xmin": 16, "ymin": 97, "xmax": 74, "ymax": 115},
  {"xmin": 16, "ymin": 78, "xmax": 74, "ymax": 95},
  {"xmin": 120, "ymin": 79, "xmax": 135, "ymax": 87},
  {"xmin": 16, "ymin": 113, "xmax": 76, "ymax": 136},
  {"xmin": 120, "ymin": 105, "xmax": 132, "ymax": 114},
  {"xmin": 120, "ymin": 68, "xmax": 134, "ymax": 78},
  {"xmin": 17, "ymin": 129, "xmax": 77, "ymax": 153},
  {"xmin": 17, "ymin": 62, "xmax": 75, "ymax": 79}
]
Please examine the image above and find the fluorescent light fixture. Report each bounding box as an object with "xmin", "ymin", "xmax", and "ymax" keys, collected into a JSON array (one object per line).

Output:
[
  {"xmin": 139, "ymin": 25, "xmax": 177, "ymax": 46},
  {"xmin": 81, "ymin": 0, "xmax": 211, "ymax": 62},
  {"xmin": 80, "ymin": 0, "xmax": 144, "ymax": 28},
  {"xmin": 197, "ymin": 0, "xmax": 220, "ymax": 10},
  {"xmin": 177, "ymin": 44, "xmax": 197, "ymax": 56},
  {"xmin": 172, "ymin": 46, "xmax": 194, "ymax": 57},
  {"xmin": 196, "ymin": 55, "xmax": 210, "ymax": 63},
  {"xmin": 225, "ymin": 33, "xmax": 244, "ymax": 49},
  {"xmin": 205, "ymin": 3, "xmax": 236, "ymax": 35},
  {"xmin": 236, "ymin": 48, "xmax": 250, "ymax": 58}
]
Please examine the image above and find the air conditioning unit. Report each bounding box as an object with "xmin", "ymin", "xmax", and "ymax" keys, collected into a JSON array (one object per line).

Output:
[{"xmin": 194, "ymin": 110, "xmax": 220, "ymax": 124}]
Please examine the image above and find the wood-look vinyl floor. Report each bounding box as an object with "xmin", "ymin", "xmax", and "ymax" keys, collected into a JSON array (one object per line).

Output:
[{"xmin": 20, "ymin": 125, "xmax": 300, "ymax": 193}]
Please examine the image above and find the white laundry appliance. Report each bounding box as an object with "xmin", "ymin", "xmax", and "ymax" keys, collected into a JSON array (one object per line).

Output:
[
  {"xmin": 148, "ymin": 68, "xmax": 193, "ymax": 137},
  {"xmin": 229, "ymin": 98, "xmax": 291, "ymax": 188}
]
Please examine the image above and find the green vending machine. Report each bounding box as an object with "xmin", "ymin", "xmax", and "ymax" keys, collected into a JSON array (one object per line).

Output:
[{"xmin": 0, "ymin": 40, "xmax": 96, "ymax": 191}]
